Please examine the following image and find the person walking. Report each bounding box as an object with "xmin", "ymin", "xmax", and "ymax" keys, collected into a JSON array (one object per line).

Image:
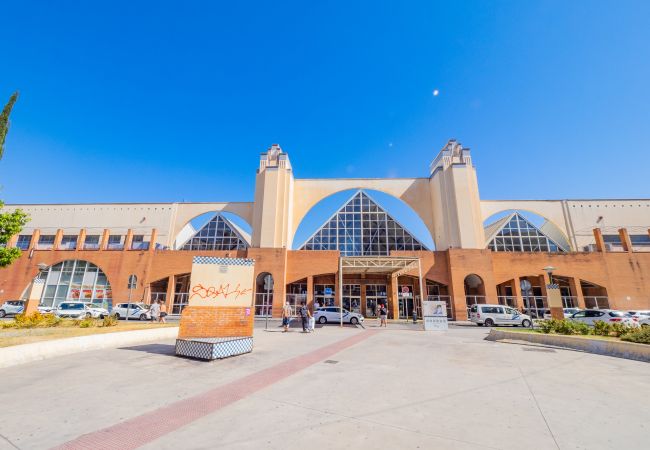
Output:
[
  {"xmin": 379, "ymin": 303, "xmax": 388, "ymax": 327},
  {"xmin": 158, "ymin": 300, "xmax": 168, "ymax": 323},
  {"xmin": 149, "ymin": 300, "xmax": 161, "ymax": 324},
  {"xmin": 299, "ymin": 301, "xmax": 312, "ymax": 333},
  {"xmin": 282, "ymin": 301, "xmax": 292, "ymax": 332}
]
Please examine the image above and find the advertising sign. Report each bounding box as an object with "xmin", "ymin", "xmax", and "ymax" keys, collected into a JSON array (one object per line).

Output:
[
  {"xmin": 422, "ymin": 300, "xmax": 448, "ymax": 331},
  {"xmin": 188, "ymin": 257, "xmax": 255, "ymax": 308},
  {"xmin": 324, "ymin": 287, "xmax": 333, "ymax": 297}
]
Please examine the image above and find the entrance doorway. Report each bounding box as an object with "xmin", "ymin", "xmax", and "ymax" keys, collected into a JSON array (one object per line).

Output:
[
  {"xmin": 365, "ymin": 284, "xmax": 386, "ymax": 317},
  {"xmin": 398, "ymin": 283, "xmax": 414, "ymax": 319},
  {"xmin": 343, "ymin": 284, "xmax": 361, "ymax": 314},
  {"xmin": 255, "ymin": 272, "xmax": 274, "ymax": 317}
]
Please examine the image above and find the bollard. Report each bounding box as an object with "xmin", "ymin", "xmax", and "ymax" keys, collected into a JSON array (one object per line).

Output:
[{"xmin": 412, "ymin": 309, "xmax": 417, "ymax": 324}]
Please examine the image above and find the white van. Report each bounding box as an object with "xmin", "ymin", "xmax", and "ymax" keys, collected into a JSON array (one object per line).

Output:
[{"xmin": 469, "ymin": 304, "xmax": 532, "ymax": 327}]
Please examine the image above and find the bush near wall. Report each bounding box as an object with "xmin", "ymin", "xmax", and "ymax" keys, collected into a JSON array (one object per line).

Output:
[
  {"xmin": 1, "ymin": 312, "xmax": 118, "ymax": 330},
  {"xmin": 537, "ymin": 319, "xmax": 644, "ymax": 341}
]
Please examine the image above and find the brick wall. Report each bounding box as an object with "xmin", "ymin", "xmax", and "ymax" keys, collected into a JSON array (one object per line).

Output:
[{"xmin": 178, "ymin": 306, "xmax": 253, "ymax": 338}]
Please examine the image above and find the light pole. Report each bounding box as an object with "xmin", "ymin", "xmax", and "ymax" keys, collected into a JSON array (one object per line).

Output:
[
  {"xmin": 126, "ymin": 275, "xmax": 137, "ymax": 321},
  {"xmin": 543, "ymin": 266, "xmax": 556, "ymax": 285}
]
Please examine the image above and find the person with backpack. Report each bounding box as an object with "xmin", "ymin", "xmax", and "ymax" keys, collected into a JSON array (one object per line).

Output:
[
  {"xmin": 379, "ymin": 303, "xmax": 388, "ymax": 327},
  {"xmin": 299, "ymin": 301, "xmax": 312, "ymax": 333}
]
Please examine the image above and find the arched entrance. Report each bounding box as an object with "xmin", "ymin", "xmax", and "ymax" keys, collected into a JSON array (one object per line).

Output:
[
  {"xmin": 255, "ymin": 272, "xmax": 274, "ymax": 317},
  {"xmin": 37, "ymin": 260, "xmax": 112, "ymax": 309},
  {"xmin": 464, "ymin": 274, "xmax": 486, "ymax": 317}
]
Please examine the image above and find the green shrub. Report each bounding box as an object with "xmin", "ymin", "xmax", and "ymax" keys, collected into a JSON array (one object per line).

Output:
[
  {"xmin": 10, "ymin": 311, "xmax": 61, "ymax": 329},
  {"xmin": 101, "ymin": 315, "xmax": 118, "ymax": 327},
  {"xmin": 593, "ymin": 321, "xmax": 612, "ymax": 336},
  {"xmin": 77, "ymin": 318, "xmax": 97, "ymax": 328},
  {"xmin": 621, "ymin": 326, "xmax": 650, "ymax": 345},
  {"xmin": 610, "ymin": 322, "xmax": 635, "ymax": 338},
  {"xmin": 555, "ymin": 320, "xmax": 578, "ymax": 335},
  {"xmin": 572, "ymin": 321, "xmax": 591, "ymax": 335},
  {"xmin": 538, "ymin": 319, "xmax": 559, "ymax": 334}
]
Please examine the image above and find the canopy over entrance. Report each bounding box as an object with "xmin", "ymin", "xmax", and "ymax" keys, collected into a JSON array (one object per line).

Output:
[
  {"xmin": 340, "ymin": 256, "xmax": 421, "ymax": 277},
  {"xmin": 336, "ymin": 256, "xmax": 425, "ymax": 326}
]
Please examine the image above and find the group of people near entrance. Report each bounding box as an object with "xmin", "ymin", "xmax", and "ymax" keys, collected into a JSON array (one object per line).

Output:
[
  {"xmin": 281, "ymin": 301, "xmax": 388, "ymax": 331},
  {"xmin": 148, "ymin": 299, "xmax": 168, "ymax": 323}
]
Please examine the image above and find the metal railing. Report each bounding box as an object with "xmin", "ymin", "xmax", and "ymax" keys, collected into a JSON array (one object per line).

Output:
[
  {"xmin": 254, "ymin": 293, "xmax": 273, "ymax": 317},
  {"xmin": 497, "ymin": 296, "xmax": 517, "ymax": 308},
  {"xmin": 171, "ymin": 293, "xmax": 189, "ymax": 314},
  {"xmin": 584, "ymin": 296, "xmax": 610, "ymax": 309},
  {"xmin": 465, "ymin": 295, "xmax": 486, "ymax": 318},
  {"xmin": 561, "ymin": 296, "xmax": 578, "ymax": 308},
  {"xmin": 150, "ymin": 292, "xmax": 167, "ymax": 304},
  {"xmin": 522, "ymin": 295, "xmax": 548, "ymax": 319}
]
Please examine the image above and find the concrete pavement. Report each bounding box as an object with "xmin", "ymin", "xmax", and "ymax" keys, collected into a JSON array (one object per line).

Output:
[{"xmin": 0, "ymin": 325, "xmax": 648, "ymax": 449}]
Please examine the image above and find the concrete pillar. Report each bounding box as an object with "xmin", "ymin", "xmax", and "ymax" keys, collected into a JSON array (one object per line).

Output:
[
  {"xmin": 512, "ymin": 278, "xmax": 524, "ymax": 310},
  {"xmin": 618, "ymin": 228, "xmax": 633, "ymax": 253},
  {"xmin": 53, "ymin": 229, "xmax": 63, "ymax": 250},
  {"xmin": 360, "ymin": 283, "xmax": 367, "ymax": 317},
  {"xmin": 100, "ymin": 229, "xmax": 110, "ymax": 250},
  {"xmin": 8, "ymin": 234, "xmax": 18, "ymax": 248},
  {"xmin": 29, "ymin": 229, "xmax": 40, "ymax": 250},
  {"xmin": 593, "ymin": 228, "xmax": 606, "ymax": 252},
  {"xmin": 165, "ymin": 275, "xmax": 176, "ymax": 310},
  {"xmin": 568, "ymin": 277, "xmax": 585, "ymax": 309},
  {"xmin": 124, "ymin": 229, "xmax": 134, "ymax": 251},
  {"xmin": 306, "ymin": 275, "xmax": 314, "ymax": 312},
  {"xmin": 149, "ymin": 229, "xmax": 157, "ymax": 252},
  {"xmin": 389, "ymin": 275, "xmax": 399, "ymax": 320},
  {"xmin": 77, "ymin": 229, "xmax": 86, "ymax": 251}
]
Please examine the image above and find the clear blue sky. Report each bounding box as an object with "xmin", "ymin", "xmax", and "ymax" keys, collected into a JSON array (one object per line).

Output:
[{"xmin": 2, "ymin": 1, "xmax": 649, "ymax": 247}]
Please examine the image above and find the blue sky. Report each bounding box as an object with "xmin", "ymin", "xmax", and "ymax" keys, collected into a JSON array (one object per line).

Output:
[{"xmin": 2, "ymin": 1, "xmax": 649, "ymax": 247}]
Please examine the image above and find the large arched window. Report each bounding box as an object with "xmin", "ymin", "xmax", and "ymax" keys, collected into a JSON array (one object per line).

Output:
[{"xmin": 39, "ymin": 260, "xmax": 112, "ymax": 308}]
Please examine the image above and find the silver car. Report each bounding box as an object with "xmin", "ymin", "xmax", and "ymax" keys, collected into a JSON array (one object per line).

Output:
[
  {"xmin": 569, "ymin": 309, "xmax": 638, "ymax": 327},
  {"xmin": 55, "ymin": 302, "xmax": 109, "ymax": 319},
  {"xmin": 0, "ymin": 300, "xmax": 25, "ymax": 318},
  {"xmin": 314, "ymin": 307, "xmax": 364, "ymax": 325}
]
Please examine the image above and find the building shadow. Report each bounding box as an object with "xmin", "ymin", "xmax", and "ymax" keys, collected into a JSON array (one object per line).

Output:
[{"xmin": 118, "ymin": 343, "xmax": 176, "ymax": 356}]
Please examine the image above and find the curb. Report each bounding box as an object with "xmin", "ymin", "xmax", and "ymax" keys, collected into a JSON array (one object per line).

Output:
[
  {"xmin": 486, "ymin": 329, "xmax": 650, "ymax": 363},
  {"xmin": 0, "ymin": 327, "xmax": 179, "ymax": 369}
]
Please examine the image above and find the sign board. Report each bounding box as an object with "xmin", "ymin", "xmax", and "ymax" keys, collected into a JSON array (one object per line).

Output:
[
  {"xmin": 546, "ymin": 286, "xmax": 563, "ymax": 309},
  {"xmin": 188, "ymin": 257, "xmax": 255, "ymax": 307},
  {"xmin": 400, "ymin": 286, "xmax": 412, "ymax": 297},
  {"xmin": 324, "ymin": 287, "xmax": 333, "ymax": 296},
  {"xmin": 422, "ymin": 300, "xmax": 448, "ymax": 331}
]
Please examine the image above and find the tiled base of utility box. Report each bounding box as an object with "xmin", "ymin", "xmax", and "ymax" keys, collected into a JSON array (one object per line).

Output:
[{"xmin": 175, "ymin": 336, "xmax": 253, "ymax": 361}]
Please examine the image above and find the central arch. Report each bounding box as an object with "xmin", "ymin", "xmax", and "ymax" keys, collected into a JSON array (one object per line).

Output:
[{"xmin": 290, "ymin": 178, "xmax": 435, "ymax": 248}]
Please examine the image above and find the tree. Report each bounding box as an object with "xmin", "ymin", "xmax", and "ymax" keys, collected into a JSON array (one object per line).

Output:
[
  {"xmin": 0, "ymin": 92, "xmax": 19, "ymax": 160},
  {"xmin": 0, "ymin": 91, "xmax": 29, "ymax": 268}
]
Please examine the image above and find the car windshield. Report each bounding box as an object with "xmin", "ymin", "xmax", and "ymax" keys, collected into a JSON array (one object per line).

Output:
[{"xmin": 60, "ymin": 303, "xmax": 84, "ymax": 310}]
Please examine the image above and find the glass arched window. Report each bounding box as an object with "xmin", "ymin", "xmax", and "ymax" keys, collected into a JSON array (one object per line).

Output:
[{"xmin": 40, "ymin": 260, "xmax": 112, "ymax": 308}]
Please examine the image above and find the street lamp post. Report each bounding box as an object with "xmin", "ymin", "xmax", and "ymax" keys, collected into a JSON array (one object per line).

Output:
[{"xmin": 126, "ymin": 275, "xmax": 137, "ymax": 322}]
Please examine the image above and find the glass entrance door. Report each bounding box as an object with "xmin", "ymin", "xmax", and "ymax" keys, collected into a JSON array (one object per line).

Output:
[
  {"xmin": 365, "ymin": 284, "xmax": 386, "ymax": 317},
  {"xmin": 342, "ymin": 284, "xmax": 361, "ymax": 314},
  {"xmin": 398, "ymin": 284, "xmax": 414, "ymax": 319}
]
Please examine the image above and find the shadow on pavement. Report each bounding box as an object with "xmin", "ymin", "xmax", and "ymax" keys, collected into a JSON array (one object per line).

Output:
[{"xmin": 118, "ymin": 343, "xmax": 176, "ymax": 356}]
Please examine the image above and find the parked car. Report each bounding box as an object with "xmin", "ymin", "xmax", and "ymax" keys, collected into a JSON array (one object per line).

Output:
[
  {"xmin": 626, "ymin": 310, "xmax": 650, "ymax": 320},
  {"xmin": 543, "ymin": 308, "xmax": 581, "ymax": 320},
  {"xmin": 55, "ymin": 302, "xmax": 109, "ymax": 319},
  {"xmin": 314, "ymin": 307, "xmax": 364, "ymax": 325},
  {"xmin": 112, "ymin": 303, "xmax": 151, "ymax": 320},
  {"xmin": 639, "ymin": 316, "xmax": 650, "ymax": 327},
  {"xmin": 37, "ymin": 305, "xmax": 55, "ymax": 314},
  {"xmin": 0, "ymin": 300, "xmax": 25, "ymax": 318},
  {"xmin": 469, "ymin": 304, "xmax": 532, "ymax": 327},
  {"xmin": 569, "ymin": 309, "xmax": 638, "ymax": 327}
]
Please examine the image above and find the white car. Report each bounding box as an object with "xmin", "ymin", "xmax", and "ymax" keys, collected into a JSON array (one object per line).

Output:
[
  {"xmin": 314, "ymin": 307, "xmax": 364, "ymax": 325},
  {"xmin": 543, "ymin": 308, "xmax": 580, "ymax": 320},
  {"xmin": 55, "ymin": 302, "xmax": 109, "ymax": 319},
  {"xmin": 112, "ymin": 303, "xmax": 151, "ymax": 320},
  {"xmin": 638, "ymin": 316, "xmax": 650, "ymax": 327},
  {"xmin": 626, "ymin": 310, "xmax": 650, "ymax": 320},
  {"xmin": 469, "ymin": 304, "xmax": 532, "ymax": 327},
  {"xmin": 0, "ymin": 300, "xmax": 25, "ymax": 318},
  {"xmin": 569, "ymin": 309, "xmax": 638, "ymax": 327},
  {"xmin": 37, "ymin": 305, "xmax": 55, "ymax": 314}
]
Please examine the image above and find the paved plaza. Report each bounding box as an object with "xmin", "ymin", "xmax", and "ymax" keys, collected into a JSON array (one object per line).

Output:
[{"xmin": 0, "ymin": 324, "xmax": 648, "ymax": 450}]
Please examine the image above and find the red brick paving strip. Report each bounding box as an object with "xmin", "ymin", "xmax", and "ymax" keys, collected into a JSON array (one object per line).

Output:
[{"xmin": 52, "ymin": 330, "xmax": 376, "ymax": 450}]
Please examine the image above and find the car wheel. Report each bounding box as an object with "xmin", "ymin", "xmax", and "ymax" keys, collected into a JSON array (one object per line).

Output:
[
  {"xmin": 113, "ymin": 313, "xmax": 120, "ymax": 319},
  {"xmin": 85, "ymin": 312, "xmax": 92, "ymax": 319},
  {"xmin": 522, "ymin": 319, "xmax": 532, "ymax": 327},
  {"xmin": 350, "ymin": 317, "xmax": 359, "ymax": 325},
  {"xmin": 484, "ymin": 318, "xmax": 494, "ymax": 327},
  {"xmin": 0, "ymin": 310, "xmax": 6, "ymax": 318},
  {"xmin": 318, "ymin": 316, "xmax": 327, "ymax": 324},
  {"xmin": 139, "ymin": 314, "xmax": 148, "ymax": 321},
  {"xmin": 100, "ymin": 314, "xmax": 106, "ymax": 319}
]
